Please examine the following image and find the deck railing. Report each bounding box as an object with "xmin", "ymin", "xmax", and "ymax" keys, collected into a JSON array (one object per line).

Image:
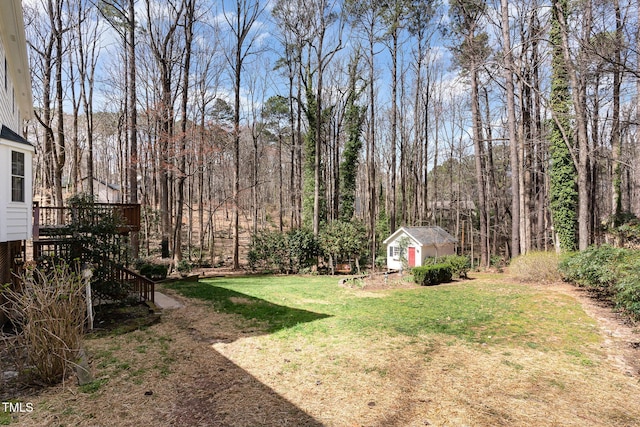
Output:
[
  {"xmin": 103, "ymin": 259, "xmax": 155, "ymax": 303},
  {"xmin": 33, "ymin": 202, "xmax": 141, "ymax": 238},
  {"xmin": 32, "ymin": 240, "xmax": 154, "ymax": 304}
]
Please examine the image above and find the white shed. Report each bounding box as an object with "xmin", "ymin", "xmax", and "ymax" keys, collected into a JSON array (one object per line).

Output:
[{"xmin": 383, "ymin": 226, "xmax": 458, "ymax": 270}]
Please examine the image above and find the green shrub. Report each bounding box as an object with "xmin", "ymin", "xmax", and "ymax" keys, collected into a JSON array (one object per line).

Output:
[
  {"xmin": 612, "ymin": 254, "xmax": 640, "ymax": 317},
  {"xmin": 248, "ymin": 229, "xmax": 318, "ymax": 274},
  {"xmin": 434, "ymin": 255, "xmax": 470, "ymax": 279},
  {"xmin": 287, "ymin": 228, "xmax": 319, "ymax": 272},
  {"xmin": 614, "ymin": 277, "xmax": 640, "ymax": 318},
  {"xmin": 560, "ymin": 245, "xmax": 640, "ymax": 319},
  {"xmin": 509, "ymin": 251, "xmax": 564, "ymax": 283},
  {"xmin": 413, "ymin": 263, "xmax": 453, "ymax": 286},
  {"xmin": 559, "ymin": 245, "xmax": 626, "ymax": 292},
  {"xmin": 318, "ymin": 220, "xmax": 367, "ymax": 273},
  {"xmin": 139, "ymin": 263, "xmax": 168, "ymax": 281},
  {"xmin": 176, "ymin": 259, "xmax": 193, "ymax": 274}
]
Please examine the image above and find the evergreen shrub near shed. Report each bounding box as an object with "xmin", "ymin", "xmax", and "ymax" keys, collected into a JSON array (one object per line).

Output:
[
  {"xmin": 432, "ymin": 255, "xmax": 470, "ymax": 278},
  {"xmin": 412, "ymin": 263, "xmax": 453, "ymax": 286}
]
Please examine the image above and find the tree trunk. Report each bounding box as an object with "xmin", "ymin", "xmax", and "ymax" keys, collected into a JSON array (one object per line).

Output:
[
  {"xmin": 128, "ymin": 0, "xmax": 139, "ymax": 259},
  {"xmin": 470, "ymin": 60, "xmax": 488, "ymax": 267},
  {"xmin": 173, "ymin": 0, "xmax": 195, "ymax": 263},
  {"xmin": 501, "ymin": 0, "xmax": 520, "ymax": 258}
]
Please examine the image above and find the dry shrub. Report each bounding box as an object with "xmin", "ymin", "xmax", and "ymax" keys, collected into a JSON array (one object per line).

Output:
[
  {"xmin": 1, "ymin": 263, "xmax": 87, "ymax": 385},
  {"xmin": 509, "ymin": 251, "xmax": 564, "ymax": 284}
]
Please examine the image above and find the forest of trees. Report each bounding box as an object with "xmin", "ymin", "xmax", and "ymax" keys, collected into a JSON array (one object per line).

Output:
[{"xmin": 22, "ymin": 0, "xmax": 640, "ymax": 268}]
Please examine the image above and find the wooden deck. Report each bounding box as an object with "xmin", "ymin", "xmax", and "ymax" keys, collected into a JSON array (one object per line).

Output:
[
  {"xmin": 33, "ymin": 202, "xmax": 141, "ymax": 239},
  {"xmin": 31, "ymin": 202, "xmax": 152, "ymax": 303}
]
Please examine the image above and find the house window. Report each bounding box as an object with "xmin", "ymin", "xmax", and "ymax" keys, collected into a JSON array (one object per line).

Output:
[{"xmin": 11, "ymin": 151, "xmax": 25, "ymax": 202}]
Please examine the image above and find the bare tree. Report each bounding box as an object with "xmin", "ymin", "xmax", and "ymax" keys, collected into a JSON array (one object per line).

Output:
[
  {"xmin": 144, "ymin": 0, "xmax": 185, "ymax": 257},
  {"xmin": 173, "ymin": 0, "xmax": 196, "ymax": 262},
  {"xmin": 223, "ymin": 0, "xmax": 265, "ymax": 269}
]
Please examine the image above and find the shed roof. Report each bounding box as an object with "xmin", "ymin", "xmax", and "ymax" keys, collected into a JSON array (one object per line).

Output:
[{"xmin": 383, "ymin": 226, "xmax": 458, "ymax": 246}]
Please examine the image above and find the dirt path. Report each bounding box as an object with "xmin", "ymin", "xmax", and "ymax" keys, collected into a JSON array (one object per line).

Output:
[
  {"xmin": 545, "ymin": 281, "xmax": 640, "ymax": 377},
  {"xmin": 5, "ymin": 292, "xmax": 320, "ymax": 426}
]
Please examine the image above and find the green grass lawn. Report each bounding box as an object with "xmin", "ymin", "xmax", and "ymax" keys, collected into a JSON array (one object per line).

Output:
[
  {"xmin": 165, "ymin": 274, "xmax": 600, "ymax": 354},
  {"xmin": 14, "ymin": 273, "xmax": 638, "ymax": 427}
]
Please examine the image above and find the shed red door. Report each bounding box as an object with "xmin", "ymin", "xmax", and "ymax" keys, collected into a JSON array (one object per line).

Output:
[{"xmin": 408, "ymin": 247, "xmax": 416, "ymax": 267}]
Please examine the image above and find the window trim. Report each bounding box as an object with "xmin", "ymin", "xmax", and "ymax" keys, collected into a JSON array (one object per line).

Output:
[
  {"xmin": 11, "ymin": 150, "xmax": 25, "ymax": 203},
  {"xmin": 389, "ymin": 245, "xmax": 401, "ymax": 260}
]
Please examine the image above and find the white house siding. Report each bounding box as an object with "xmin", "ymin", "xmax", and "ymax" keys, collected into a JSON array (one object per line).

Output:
[
  {"xmin": 385, "ymin": 235, "xmax": 421, "ymax": 270},
  {"xmin": 0, "ymin": 1, "xmax": 31, "ymax": 134},
  {"xmin": 422, "ymin": 243, "xmax": 456, "ymax": 259},
  {"xmin": 0, "ymin": 140, "xmax": 33, "ymax": 242},
  {"xmin": 0, "ymin": 1, "xmax": 34, "ymax": 245},
  {"xmin": 4, "ymin": 205, "xmax": 30, "ymax": 241},
  {"xmin": 387, "ymin": 256, "xmax": 404, "ymax": 271},
  {"xmin": 0, "ymin": 30, "xmax": 20, "ymax": 133}
]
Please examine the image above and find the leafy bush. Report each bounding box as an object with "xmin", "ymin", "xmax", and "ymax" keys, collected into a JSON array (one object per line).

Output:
[
  {"xmin": 412, "ymin": 263, "xmax": 453, "ymax": 286},
  {"xmin": 559, "ymin": 245, "xmax": 626, "ymax": 293},
  {"xmin": 434, "ymin": 255, "xmax": 470, "ymax": 279},
  {"xmin": 614, "ymin": 275, "xmax": 640, "ymax": 317},
  {"xmin": 248, "ymin": 229, "xmax": 318, "ymax": 274},
  {"xmin": 509, "ymin": 251, "xmax": 564, "ymax": 283},
  {"xmin": 287, "ymin": 228, "xmax": 319, "ymax": 272},
  {"xmin": 319, "ymin": 220, "xmax": 367, "ymax": 273},
  {"xmin": 176, "ymin": 259, "xmax": 193, "ymax": 274},
  {"xmin": 138, "ymin": 262, "xmax": 168, "ymax": 281},
  {"xmin": 560, "ymin": 245, "xmax": 640, "ymax": 318},
  {"xmin": 248, "ymin": 230, "xmax": 288, "ymax": 273}
]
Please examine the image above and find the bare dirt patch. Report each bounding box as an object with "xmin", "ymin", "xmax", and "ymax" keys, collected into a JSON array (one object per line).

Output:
[
  {"xmin": 341, "ymin": 271, "xmax": 420, "ymax": 291},
  {"xmin": 229, "ymin": 296, "xmax": 255, "ymax": 305}
]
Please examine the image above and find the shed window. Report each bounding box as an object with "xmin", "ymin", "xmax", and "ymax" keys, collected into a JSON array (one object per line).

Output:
[
  {"xmin": 389, "ymin": 246, "xmax": 401, "ymax": 259},
  {"xmin": 11, "ymin": 151, "xmax": 25, "ymax": 202}
]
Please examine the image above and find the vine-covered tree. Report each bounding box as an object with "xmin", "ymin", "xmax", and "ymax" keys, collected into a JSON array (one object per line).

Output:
[
  {"xmin": 339, "ymin": 55, "xmax": 365, "ymax": 221},
  {"xmin": 549, "ymin": 0, "xmax": 578, "ymax": 251}
]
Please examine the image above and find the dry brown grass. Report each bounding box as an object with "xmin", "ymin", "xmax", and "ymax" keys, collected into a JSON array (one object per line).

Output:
[
  {"xmin": 508, "ymin": 251, "xmax": 565, "ymax": 284},
  {"xmin": 5, "ymin": 276, "xmax": 640, "ymax": 426}
]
